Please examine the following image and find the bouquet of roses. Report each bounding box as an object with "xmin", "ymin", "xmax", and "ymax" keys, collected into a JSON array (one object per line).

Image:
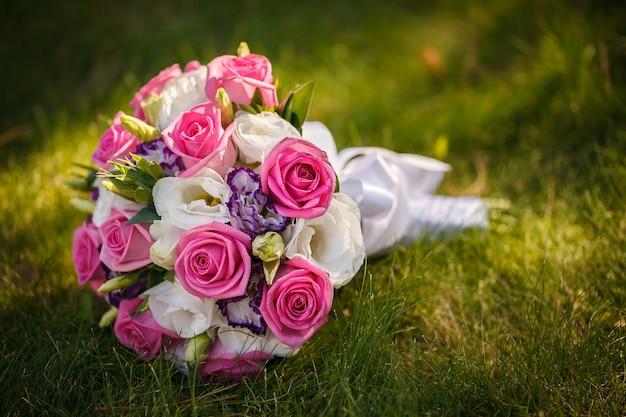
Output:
[{"xmin": 69, "ymin": 42, "xmax": 366, "ymax": 380}]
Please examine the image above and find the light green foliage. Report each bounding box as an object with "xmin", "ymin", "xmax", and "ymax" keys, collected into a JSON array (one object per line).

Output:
[
  {"xmin": 99, "ymin": 154, "xmax": 165, "ymax": 204},
  {"xmin": 1, "ymin": 0, "xmax": 625, "ymax": 415}
]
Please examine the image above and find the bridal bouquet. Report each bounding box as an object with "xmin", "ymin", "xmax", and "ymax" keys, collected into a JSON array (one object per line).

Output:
[
  {"xmin": 70, "ymin": 42, "xmax": 489, "ymax": 380},
  {"xmin": 69, "ymin": 43, "xmax": 366, "ymax": 380}
]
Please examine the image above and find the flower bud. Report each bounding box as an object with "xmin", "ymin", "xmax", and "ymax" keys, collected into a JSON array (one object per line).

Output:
[
  {"xmin": 184, "ymin": 332, "xmax": 212, "ymax": 364},
  {"xmin": 97, "ymin": 273, "xmax": 139, "ymax": 294},
  {"xmin": 69, "ymin": 197, "xmax": 96, "ymax": 214},
  {"xmin": 215, "ymin": 87, "xmax": 234, "ymax": 128},
  {"xmin": 98, "ymin": 306, "xmax": 119, "ymax": 328},
  {"xmin": 262, "ymin": 259, "xmax": 280, "ymax": 286},
  {"xmin": 140, "ymin": 93, "xmax": 163, "ymax": 126},
  {"xmin": 237, "ymin": 41, "xmax": 250, "ymax": 57},
  {"xmin": 119, "ymin": 113, "xmax": 159, "ymax": 142},
  {"xmin": 252, "ymin": 232, "xmax": 285, "ymax": 285},
  {"xmin": 252, "ymin": 232, "xmax": 284, "ymax": 262}
]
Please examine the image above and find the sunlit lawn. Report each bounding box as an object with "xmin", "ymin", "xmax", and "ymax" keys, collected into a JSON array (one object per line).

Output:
[{"xmin": 1, "ymin": 1, "xmax": 625, "ymax": 415}]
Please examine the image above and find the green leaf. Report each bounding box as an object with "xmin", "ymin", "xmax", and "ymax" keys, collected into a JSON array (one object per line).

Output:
[
  {"xmin": 163, "ymin": 269, "xmax": 176, "ymax": 282},
  {"xmin": 126, "ymin": 203, "xmax": 160, "ymax": 225},
  {"xmin": 280, "ymin": 80, "xmax": 315, "ymax": 131},
  {"xmin": 249, "ymin": 87, "xmax": 266, "ymax": 111},
  {"xmin": 238, "ymin": 103, "xmax": 259, "ymax": 115},
  {"xmin": 133, "ymin": 187, "xmax": 152, "ymax": 204},
  {"xmin": 135, "ymin": 298, "xmax": 150, "ymax": 314},
  {"xmin": 281, "ymin": 97, "xmax": 293, "ymax": 125},
  {"xmin": 66, "ymin": 163, "xmax": 99, "ymax": 191},
  {"xmin": 145, "ymin": 266, "xmax": 175, "ymax": 290},
  {"xmin": 146, "ymin": 160, "xmax": 165, "ymax": 180},
  {"xmin": 65, "ymin": 178, "xmax": 93, "ymax": 192},
  {"xmin": 146, "ymin": 267, "xmax": 169, "ymax": 290}
]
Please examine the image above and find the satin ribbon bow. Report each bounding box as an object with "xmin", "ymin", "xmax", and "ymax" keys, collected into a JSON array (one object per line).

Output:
[{"xmin": 302, "ymin": 122, "xmax": 489, "ymax": 256}]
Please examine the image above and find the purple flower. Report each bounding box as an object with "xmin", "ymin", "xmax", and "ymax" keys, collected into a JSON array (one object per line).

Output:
[
  {"xmin": 135, "ymin": 137, "xmax": 185, "ymax": 176},
  {"xmin": 216, "ymin": 265, "xmax": 266, "ymax": 335},
  {"xmin": 226, "ymin": 167, "xmax": 287, "ymax": 237}
]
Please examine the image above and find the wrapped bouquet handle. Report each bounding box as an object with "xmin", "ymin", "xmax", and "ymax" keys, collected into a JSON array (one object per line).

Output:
[{"xmin": 302, "ymin": 122, "xmax": 489, "ymax": 256}]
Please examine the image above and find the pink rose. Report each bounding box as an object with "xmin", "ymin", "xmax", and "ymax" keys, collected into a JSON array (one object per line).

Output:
[
  {"xmin": 261, "ymin": 137, "xmax": 336, "ymax": 219},
  {"xmin": 197, "ymin": 338, "xmax": 273, "ymax": 381},
  {"xmin": 129, "ymin": 63, "xmax": 182, "ymax": 120},
  {"xmin": 161, "ymin": 102, "xmax": 237, "ymax": 178},
  {"xmin": 114, "ymin": 298, "xmax": 180, "ymax": 361},
  {"xmin": 175, "ymin": 222, "xmax": 252, "ymax": 300},
  {"xmin": 99, "ymin": 207, "xmax": 154, "ymax": 273},
  {"xmin": 72, "ymin": 221, "xmax": 106, "ymax": 292},
  {"xmin": 205, "ymin": 54, "xmax": 278, "ymax": 108},
  {"xmin": 91, "ymin": 112, "xmax": 141, "ymax": 170},
  {"xmin": 184, "ymin": 60, "xmax": 201, "ymax": 72},
  {"xmin": 260, "ymin": 257, "xmax": 333, "ymax": 349}
]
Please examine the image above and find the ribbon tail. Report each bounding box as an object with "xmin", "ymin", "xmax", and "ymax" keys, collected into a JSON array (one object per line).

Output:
[{"xmin": 403, "ymin": 195, "xmax": 489, "ymax": 244}]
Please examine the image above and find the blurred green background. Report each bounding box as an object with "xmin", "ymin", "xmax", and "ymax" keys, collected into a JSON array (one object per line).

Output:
[
  {"xmin": 4, "ymin": 0, "xmax": 623, "ymax": 159},
  {"xmin": 1, "ymin": 0, "xmax": 625, "ymax": 415}
]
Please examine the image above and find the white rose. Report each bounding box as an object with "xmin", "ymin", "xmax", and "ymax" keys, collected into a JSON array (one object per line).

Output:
[
  {"xmin": 141, "ymin": 278, "xmax": 224, "ymax": 338},
  {"xmin": 149, "ymin": 219, "xmax": 185, "ymax": 269},
  {"xmin": 157, "ymin": 66, "xmax": 208, "ymax": 131},
  {"xmin": 92, "ymin": 179, "xmax": 144, "ymax": 227},
  {"xmin": 232, "ymin": 111, "xmax": 301, "ymax": 165},
  {"xmin": 282, "ymin": 193, "xmax": 365, "ymax": 288},
  {"xmin": 152, "ymin": 168, "xmax": 231, "ymax": 230}
]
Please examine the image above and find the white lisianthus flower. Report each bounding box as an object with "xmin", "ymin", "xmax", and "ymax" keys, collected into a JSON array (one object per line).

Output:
[
  {"xmin": 232, "ymin": 111, "xmax": 301, "ymax": 165},
  {"xmin": 141, "ymin": 278, "xmax": 225, "ymax": 338},
  {"xmin": 92, "ymin": 179, "xmax": 145, "ymax": 227},
  {"xmin": 282, "ymin": 193, "xmax": 365, "ymax": 288},
  {"xmin": 152, "ymin": 168, "xmax": 231, "ymax": 230},
  {"xmin": 216, "ymin": 327, "xmax": 296, "ymax": 358},
  {"xmin": 157, "ymin": 65, "xmax": 208, "ymax": 131},
  {"xmin": 164, "ymin": 326, "xmax": 296, "ymax": 375},
  {"xmin": 301, "ymin": 121, "xmax": 340, "ymax": 171},
  {"xmin": 149, "ymin": 219, "xmax": 185, "ymax": 270}
]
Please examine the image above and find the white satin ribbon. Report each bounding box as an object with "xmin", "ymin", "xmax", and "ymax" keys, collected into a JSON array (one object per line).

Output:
[{"xmin": 302, "ymin": 122, "xmax": 489, "ymax": 256}]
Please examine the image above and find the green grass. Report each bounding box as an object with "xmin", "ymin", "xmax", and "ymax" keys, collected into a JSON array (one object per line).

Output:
[{"xmin": 1, "ymin": 0, "xmax": 625, "ymax": 415}]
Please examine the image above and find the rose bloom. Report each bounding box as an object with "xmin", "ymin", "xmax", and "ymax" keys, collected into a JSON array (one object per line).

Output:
[
  {"xmin": 175, "ymin": 222, "xmax": 252, "ymax": 300},
  {"xmin": 260, "ymin": 256, "xmax": 333, "ymax": 349},
  {"xmin": 71, "ymin": 221, "xmax": 106, "ymax": 292},
  {"xmin": 129, "ymin": 63, "xmax": 182, "ymax": 121},
  {"xmin": 91, "ymin": 112, "xmax": 141, "ymax": 171},
  {"xmin": 282, "ymin": 193, "xmax": 365, "ymax": 288},
  {"xmin": 261, "ymin": 137, "xmax": 336, "ymax": 219},
  {"xmin": 141, "ymin": 278, "xmax": 223, "ymax": 338},
  {"xmin": 205, "ymin": 54, "xmax": 278, "ymax": 108},
  {"xmin": 184, "ymin": 60, "xmax": 201, "ymax": 72},
  {"xmin": 152, "ymin": 168, "xmax": 231, "ymax": 230},
  {"xmin": 114, "ymin": 298, "xmax": 180, "ymax": 361},
  {"xmin": 161, "ymin": 102, "xmax": 237, "ymax": 177},
  {"xmin": 156, "ymin": 65, "xmax": 208, "ymax": 132},
  {"xmin": 231, "ymin": 111, "xmax": 301, "ymax": 165},
  {"xmin": 99, "ymin": 207, "xmax": 154, "ymax": 273}
]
